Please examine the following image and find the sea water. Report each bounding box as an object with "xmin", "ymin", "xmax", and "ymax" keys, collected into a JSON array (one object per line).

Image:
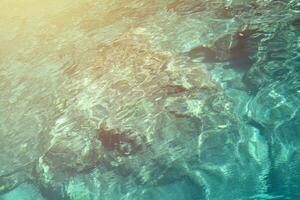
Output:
[{"xmin": 0, "ymin": 1, "xmax": 299, "ymax": 200}]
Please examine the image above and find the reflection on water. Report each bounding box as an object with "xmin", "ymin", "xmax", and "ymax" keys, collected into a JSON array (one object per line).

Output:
[{"xmin": 0, "ymin": 0, "xmax": 299, "ymax": 199}]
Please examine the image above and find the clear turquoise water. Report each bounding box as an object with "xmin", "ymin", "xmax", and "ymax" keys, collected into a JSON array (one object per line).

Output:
[{"xmin": 0, "ymin": 1, "xmax": 299, "ymax": 199}]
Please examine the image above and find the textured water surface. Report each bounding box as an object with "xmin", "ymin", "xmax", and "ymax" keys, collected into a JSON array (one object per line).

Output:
[{"xmin": 0, "ymin": 0, "xmax": 299, "ymax": 200}]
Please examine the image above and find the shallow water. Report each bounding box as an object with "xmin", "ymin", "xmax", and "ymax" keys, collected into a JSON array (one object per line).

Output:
[{"xmin": 0, "ymin": 0, "xmax": 299, "ymax": 199}]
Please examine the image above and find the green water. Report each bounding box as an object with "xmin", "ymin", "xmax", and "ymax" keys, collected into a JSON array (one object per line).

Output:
[{"xmin": 0, "ymin": 0, "xmax": 299, "ymax": 199}]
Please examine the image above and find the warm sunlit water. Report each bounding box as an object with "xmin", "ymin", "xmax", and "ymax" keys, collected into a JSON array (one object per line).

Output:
[{"xmin": 0, "ymin": 1, "xmax": 299, "ymax": 200}]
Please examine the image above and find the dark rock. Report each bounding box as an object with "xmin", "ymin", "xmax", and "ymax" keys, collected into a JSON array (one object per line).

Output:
[
  {"xmin": 163, "ymin": 84, "xmax": 188, "ymax": 95},
  {"xmin": 39, "ymin": 184, "xmax": 71, "ymax": 200},
  {"xmin": 228, "ymin": 29, "xmax": 259, "ymax": 70},
  {"xmin": 97, "ymin": 125, "xmax": 142, "ymax": 156},
  {"xmin": 291, "ymin": 19, "xmax": 300, "ymax": 27},
  {"xmin": 185, "ymin": 45, "xmax": 217, "ymax": 62}
]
